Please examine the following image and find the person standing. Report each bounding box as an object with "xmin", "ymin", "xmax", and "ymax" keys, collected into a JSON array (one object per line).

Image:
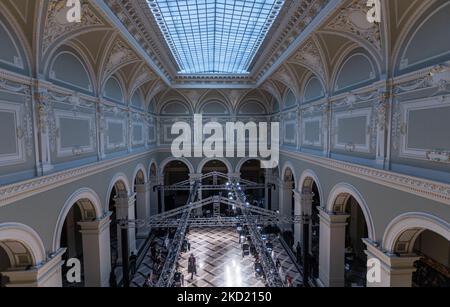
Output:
[
  {"xmin": 188, "ymin": 254, "xmax": 197, "ymax": 280},
  {"xmin": 295, "ymin": 242, "xmax": 302, "ymax": 264},
  {"xmin": 129, "ymin": 252, "xmax": 137, "ymax": 276},
  {"xmin": 109, "ymin": 269, "xmax": 117, "ymax": 288}
]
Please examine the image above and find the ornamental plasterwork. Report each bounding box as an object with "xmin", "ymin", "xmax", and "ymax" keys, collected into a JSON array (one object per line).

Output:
[
  {"xmin": 0, "ymin": 78, "xmax": 30, "ymax": 95},
  {"xmin": 103, "ymin": 39, "xmax": 138, "ymax": 80},
  {"xmin": 393, "ymin": 74, "xmax": 432, "ymax": 95},
  {"xmin": 47, "ymin": 90, "xmax": 95, "ymax": 111},
  {"xmin": 42, "ymin": 1, "xmax": 103, "ymax": 54},
  {"xmin": 181, "ymin": 89, "xmax": 205, "ymax": 107},
  {"xmin": 273, "ymin": 66, "xmax": 298, "ymax": 96},
  {"xmin": 35, "ymin": 89, "xmax": 57, "ymax": 153},
  {"xmin": 325, "ymin": 0, "xmax": 382, "ymax": 52},
  {"xmin": 22, "ymin": 97, "xmax": 34, "ymax": 158},
  {"xmin": 133, "ymin": 66, "xmax": 155, "ymax": 89},
  {"xmin": 225, "ymin": 89, "xmax": 250, "ymax": 108},
  {"xmin": 291, "ymin": 39, "xmax": 326, "ymax": 82},
  {"xmin": 261, "ymin": 81, "xmax": 282, "ymax": 104}
]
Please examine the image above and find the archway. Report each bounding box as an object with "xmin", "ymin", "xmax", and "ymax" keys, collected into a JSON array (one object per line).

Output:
[
  {"xmin": 201, "ymin": 159, "xmax": 228, "ymax": 199},
  {"xmin": 163, "ymin": 160, "xmax": 191, "ymax": 211},
  {"xmin": 0, "ymin": 223, "xmax": 47, "ymax": 287},
  {"xmin": 321, "ymin": 184, "xmax": 374, "ymax": 287},
  {"xmin": 55, "ymin": 189, "xmax": 107, "ymax": 287},
  {"xmin": 148, "ymin": 162, "xmax": 159, "ymax": 216},
  {"xmin": 299, "ymin": 171, "xmax": 323, "ymax": 283},
  {"xmin": 106, "ymin": 177, "xmax": 132, "ymax": 271},
  {"xmin": 383, "ymin": 213, "xmax": 450, "ymax": 287},
  {"xmin": 133, "ymin": 167, "xmax": 147, "ymax": 238},
  {"xmin": 199, "ymin": 160, "xmax": 229, "ymax": 216},
  {"xmin": 280, "ymin": 165, "xmax": 296, "ymax": 249},
  {"xmin": 239, "ymin": 159, "xmax": 266, "ymax": 207}
]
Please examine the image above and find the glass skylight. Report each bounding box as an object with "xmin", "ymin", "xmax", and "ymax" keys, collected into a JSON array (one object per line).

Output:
[{"xmin": 147, "ymin": 0, "xmax": 285, "ymax": 75}]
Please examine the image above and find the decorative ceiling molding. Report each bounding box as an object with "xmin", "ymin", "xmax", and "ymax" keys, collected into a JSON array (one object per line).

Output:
[
  {"xmin": 324, "ymin": 0, "xmax": 382, "ymax": 53},
  {"xmin": 102, "ymin": 38, "xmax": 139, "ymax": 82},
  {"xmin": 290, "ymin": 38, "xmax": 327, "ymax": 84},
  {"xmin": 42, "ymin": 1, "xmax": 104, "ymax": 54}
]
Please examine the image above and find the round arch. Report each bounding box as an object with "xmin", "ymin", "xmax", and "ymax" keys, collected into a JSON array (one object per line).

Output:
[
  {"xmin": 52, "ymin": 188, "xmax": 103, "ymax": 252},
  {"xmin": 198, "ymin": 158, "xmax": 232, "ymax": 174},
  {"xmin": 132, "ymin": 163, "xmax": 148, "ymax": 191},
  {"xmin": 46, "ymin": 47, "xmax": 95, "ymax": 93},
  {"xmin": 148, "ymin": 159, "xmax": 158, "ymax": 179},
  {"xmin": 331, "ymin": 49, "xmax": 379, "ymax": 94},
  {"xmin": 105, "ymin": 173, "xmax": 131, "ymax": 210},
  {"xmin": 0, "ymin": 223, "xmax": 46, "ymax": 267},
  {"xmin": 391, "ymin": 1, "xmax": 447, "ymax": 72},
  {"xmin": 0, "ymin": 3, "xmax": 32, "ymax": 73},
  {"xmin": 281, "ymin": 161, "xmax": 297, "ymax": 184},
  {"xmin": 382, "ymin": 212, "xmax": 450, "ymax": 254},
  {"xmin": 235, "ymin": 158, "xmax": 260, "ymax": 174},
  {"xmin": 159, "ymin": 157, "xmax": 195, "ymax": 177},
  {"xmin": 326, "ymin": 183, "xmax": 376, "ymax": 241},
  {"xmin": 298, "ymin": 169, "xmax": 324, "ymax": 202}
]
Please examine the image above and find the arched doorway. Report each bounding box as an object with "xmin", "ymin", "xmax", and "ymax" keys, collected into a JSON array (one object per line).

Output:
[
  {"xmin": 299, "ymin": 173, "xmax": 322, "ymax": 282},
  {"xmin": 342, "ymin": 196, "xmax": 369, "ymax": 287},
  {"xmin": 133, "ymin": 168, "xmax": 147, "ymax": 237},
  {"xmin": 239, "ymin": 159, "xmax": 265, "ymax": 207},
  {"xmin": 411, "ymin": 230, "xmax": 450, "ymax": 287},
  {"xmin": 107, "ymin": 178, "xmax": 132, "ymax": 269},
  {"xmin": 320, "ymin": 185, "xmax": 373, "ymax": 287},
  {"xmin": 384, "ymin": 215, "xmax": 450, "ymax": 287},
  {"xmin": 163, "ymin": 160, "xmax": 190, "ymax": 211},
  {"xmin": 149, "ymin": 162, "xmax": 159, "ymax": 216},
  {"xmin": 0, "ymin": 224, "xmax": 49, "ymax": 287},
  {"xmin": 201, "ymin": 160, "xmax": 228, "ymax": 199},
  {"xmin": 281, "ymin": 166, "xmax": 295, "ymax": 248},
  {"xmin": 56, "ymin": 189, "xmax": 108, "ymax": 287}
]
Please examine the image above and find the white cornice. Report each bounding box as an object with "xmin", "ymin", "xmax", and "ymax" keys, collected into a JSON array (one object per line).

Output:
[
  {"xmin": 280, "ymin": 149, "xmax": 450, "ymax": 206},
  {"xmin": 0, "ymin": 149, "xmax": 157, "ymax": 208}
]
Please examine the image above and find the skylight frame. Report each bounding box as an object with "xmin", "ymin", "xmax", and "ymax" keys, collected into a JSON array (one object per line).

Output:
[{"xmin": 147, "ymin": 0, "xmax": 285, "ymax": 75}]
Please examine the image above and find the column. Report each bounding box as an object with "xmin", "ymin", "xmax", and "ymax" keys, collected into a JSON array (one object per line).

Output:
[
  {"xmin": 1, "ymin": 249, "xmax": 65, "ymax": 287},
  {"xmin": 375, "ymin": 91, "xmax": 389, "ymax": 168},
  {"xmin": 317, "ymin": 208, "xmax": 349, "ymax": 287},
  {"xmin": 264, "ymin": 169, "xmax": 270, "ymax": 210},
  {"xmin": 159, "ymin": 176, "xmax": 165, "ymax": 213},
  {"xmin": 78, "ymin": 213, "xmax": 112, "ymax": 287},
  {"xmin": 293, "ymin": 191, "xmax": 302, "ymax": 247},
  {"xmin": 35, "ymin": 88, "xmax": 53, "ymax": 175},
  {"xmin": 189, "ymin": 173, "xmax": 203, "ymax": 216},
  {"xmin": 322, "ymin": 102, "xmax": 331, "ymax": 157},
  {"xmin": 271, "ymin": 179, "xmax": 279, "ymax": 211},
  {"xmin": 364, "ymin": 239, "xmax": 420, "ymax": 287},
  {"xmin": 136, "ymin": 183, "xmax": 151, "ymax": 221},
  {"xmin": 97, "ymin": 102, "xmax": 106, "ymax": 160},
  {"xmin": 149, "ymin": 177, "xmax": 159, "ymax": 216},
  {"xmin": 300, "ymin": 191, "xmax": 314, "ymax": 250},
  {"xmin": 279, "ymin": 180, "xmax": 293, "ymax": 231},
  {"xmin": 136, "ymin": 183, "xmax": 151, "ymax": 238},
  {"xmin": 115, "ymin": 194, "xmax": 137, "ymax": 256}
]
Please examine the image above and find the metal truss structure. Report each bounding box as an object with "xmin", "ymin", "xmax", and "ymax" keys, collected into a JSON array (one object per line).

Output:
[
  {"xmin": 155, "ymin": 181, "xmax": 199, "ymax": 287},
  {"xmin": 155, "ymin": 171, "xmax": 267, "ymax": 191},
  {"xmin": 229, "ymin": 180, "xmax": 285, "ymax": 287},
  {"xmin": 120, "ymin": 172, "xmax": 296, "ymax": 287}
]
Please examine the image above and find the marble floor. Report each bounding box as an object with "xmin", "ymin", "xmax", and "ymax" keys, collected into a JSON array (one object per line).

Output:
[
  {"xmin": 130, "ymin": 227, "xmax": 303, "ymax": 287},
  {"xmin": 179, "ymin": 228, "xmax": 265, "ymax": 287}
]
